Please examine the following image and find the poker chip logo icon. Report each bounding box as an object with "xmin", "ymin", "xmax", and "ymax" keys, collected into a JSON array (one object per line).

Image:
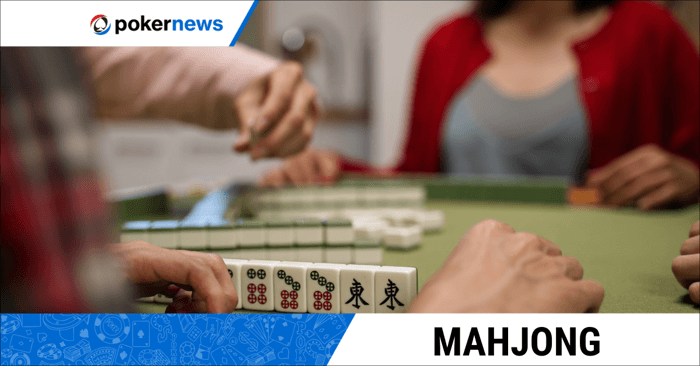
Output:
[
  {"xmin": 91, "ymin": 15, "xmax": 111, "ymax": 35},
  {"xmin": 37, "ymin": 343, "xmax": 62, "ymax": 361},
  {"xmin": 94, "ymin": 314, "xmax": 130, "ymax": 344},
  {"xmin": 1, "ymin": 319, "xmax": 20, "ymax": 335},
  {"xmin": 84, "ymin": 347, "xmax": 117, "ymax": 365},
  {"xmin": 9, "ymin": 353, "xmax": 31, "ymax": 365}
]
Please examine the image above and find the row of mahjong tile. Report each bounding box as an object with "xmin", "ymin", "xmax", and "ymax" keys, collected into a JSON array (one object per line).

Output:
[
  {"xmin": 121, "ymin": 216, "xmax": 428, "ymax": 251},
  {"xmin": 210, "ymin": 247, "xmax": 383, "ymax": 265},
  {"xmin": 255, "ymin": 208, "xmax": 446, "ymax": 235},
  {"xmin": 121, "ymin": 218, "xmax": 357, "ymax": 250},
  {"xmin": 245, "ymin": 185, "xmax": 426, "ymax": 212},
  {"xmin": 141, "ymin": 260, "xmax": 417, "ymax": 314}
]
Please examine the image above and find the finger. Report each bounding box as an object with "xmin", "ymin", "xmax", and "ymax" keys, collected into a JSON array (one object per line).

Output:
[
  {"xmin": 672, "ymin": 254, "xmax": 700, "ymax": 288},
  {"xmin": 586, "ymin": 145, "xmax": 657, "ymax": 189},
  {"xmin": 154, "ymin": 251, "xmax": 227, "ymax": 313},
  {"xmin": 258, "ymin": 168, "xmax": 287, "ymax": 188},
  {"xmin": 680, "ymin": 236, "xmax": 699, "ymax": 255},
  {"xmin": 165, "ymin": 290, "xmax": 193, "ymax": 313},
  {"xmin": 510, "ymin": 232, "xmax": 561, "ymax": 257},
  {"xmin": 637, "ymin": 182, "xmax": 680, "ymax": 210},
  {"xmin": 286, "ymin": 153, "xmax": 316, "ymax": 185},
  {"xmin": 573, "ymin": 279, "xmax": 605, "ymax": 313},
  {"xmin": 258, "ymin": 62, "xmax": 304, "ymax": 131},
  {"xmin": 600, "ymin": 153, "xmax": 671, "ymax": 200},
  {"xmin": 278, "ymin": 159, "xmax": 306, "ymax": 186},
  {"xmin": 162, "ymin": 284, "xmax": 182, "ymax": 298},
  {"xmin": 689, "ymin": 282, "xmax": 700, "ymax": 304},
  {"xmin": 560, "ymin": 256, "xmax": 584, "ymax": 280},
  {"xmin": 605, "ymin": 168, "xmax": 672, "ymax": 206},
  {"xmin": 538, "ymin": 236, "xmax": 563, "ymax": 256},
  {"xmin": 690, "ymin": 221, "xmax": 700, "ymax": 237},
  {"xmin": 276, "ymin": 122, "xmax": 314, "ymax": 158},
  {"xmin": 254, "ymin": 84, "xmax": 316, "ymax": 159},
  {"xmin": 314, "ymin": 152, "xmax": 340, "ymax": 182},
  {"xmin": 187, "ymin": 252, "xmax": 238, "ymax": 311},
  {"xmin": 233, "ymin": 117, "xmax": 256, "ymax": 152}
]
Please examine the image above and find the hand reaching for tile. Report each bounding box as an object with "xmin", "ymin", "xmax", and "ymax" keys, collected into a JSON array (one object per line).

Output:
[
  {"xmin": 408, "ymin": 219, "xmax": 605, "ymax": 313},
  {"xmin": 672, "ymin": 221, "xmax": 700, "ymax": 304},
  {"xmin": 110, "ymin": 241, "xmax": 238, "ymax": 313},
  {"xmin": 233, "ymin": 62, "xmax": 321, "ymax": 160},
  {"xmin": 258, "ymin": 148, "xmax": 341, "ymax": 187}
]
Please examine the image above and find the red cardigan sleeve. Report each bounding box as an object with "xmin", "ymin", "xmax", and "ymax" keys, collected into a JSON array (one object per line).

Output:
[{"xmin": 663, "ymin": 13, "xmax": 699, "ymax": 166}]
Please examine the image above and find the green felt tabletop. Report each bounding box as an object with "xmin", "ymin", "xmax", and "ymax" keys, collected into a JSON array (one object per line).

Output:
[
  {"xmin": 136, "ymin": 198, "xmax": 699, "ymax": 314},
  {"xmin": 383, "ymin": 201, "xmax": 699, "ymax": 313}
]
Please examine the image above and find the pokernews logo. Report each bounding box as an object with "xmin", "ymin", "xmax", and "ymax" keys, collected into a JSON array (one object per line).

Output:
[
  {"xmin": 91, "ymin": 15, "xmax": 110, "ymax": 35},
  {"xmin": 90, "ymin": 15, "xmax": 223, "ymax": 35}
]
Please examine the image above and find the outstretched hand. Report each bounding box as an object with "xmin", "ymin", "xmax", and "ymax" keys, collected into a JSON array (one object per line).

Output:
[{"xmin": 233, "ymin": 61, "xmax": 321, "ymax": 160}]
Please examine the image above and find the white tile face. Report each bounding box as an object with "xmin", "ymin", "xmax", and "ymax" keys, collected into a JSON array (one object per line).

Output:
[
  {"xmin": 324, "ymin": 247, "xmax": 353, "ymax": 264},
  {"xmin": 353, "ymin": 223, "xmax": 386, "ymax": 246},
  {"xmin": 306, "ymin": 264, "xmax": 344, "ymax": 314},
  {"xmin": 136, "ymin": 296, "xmax": 154, "ymax": 303},
  {"xmin": 267, "ymin": 228, "xmax": 294, "ymax": 247},
  {"xmin": 223, "ymin": 259, "xmax": 248, "ymax": 310},
  {"xmin": 179, "ymin": 230, "xmax": 208, "ymax": 250},
  {"xmin": 383, "ymin": 226, "xmax": 421, "ymax": 249},
  {"xmin": 240, "ymin": 261, "xmax": 279, "ymax": 311},
  {"xmin": 374, "ymin": 266, "xmax": 417, "ymax": 313},
  {"xmin": 154, "ymin": 293, "xmax": 173, "ymax": 304},
  {"xmin": 295, "ymin": 227, "xmax": 323, "ymax": 245},
  {"xmin": 237, "ymin": 229, "xmax": 266, "ymax": 247},
  {"xmin": 149, "ymin": 232, "xmax": 178, "ymax": 249},
  {"xmin": 209, "ymin": 229, "xmax": 236, "ymax": 249},
  {"xmin": 353, "ymin": 247, "xmax": 383, "ymax": 265},
  {"xmin": 273, "ymin": 263, "xmax": 309, "ymax": 313},
  {"xmin": 325, "ymin": 227, "xmax": 354, "ymax": 245},
  {"xmin": 295, "ymin": 247, "xmax": 324, "ymax": 263},
  {"xmin": 339, "ymin": 265, "xmax": 379, "ymax": 313},
  {"xmin": 423, "ymin": 210, "xmax": 446, "ymax": 231}
]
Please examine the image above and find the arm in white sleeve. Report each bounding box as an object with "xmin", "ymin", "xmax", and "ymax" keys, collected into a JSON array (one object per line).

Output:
[{"xmin": 79, "ymin": 46, "xmax": 281, "ymax": 130}]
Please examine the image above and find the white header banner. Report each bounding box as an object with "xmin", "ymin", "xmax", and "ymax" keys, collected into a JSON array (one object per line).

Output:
[
  {"xmin": 330, "ymin": 314, "xmax": 700, "ymax": 365},
  {"xmin": 0, "ymin": 1, "xmax": 257, "ymax": 46}
]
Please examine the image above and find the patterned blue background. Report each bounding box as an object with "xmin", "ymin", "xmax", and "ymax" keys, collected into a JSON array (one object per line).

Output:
[{"xmin": 0, "ymin": 314, "xmax": 353, "ymax": 365}]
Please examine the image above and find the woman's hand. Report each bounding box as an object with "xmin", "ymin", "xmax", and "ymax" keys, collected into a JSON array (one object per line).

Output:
[
  {"xmin": 586, "ymin": 144, "xmax": 699, "ymax": 210},
  {"xmin": 258, "ymin": 149, "xmax": 341, "ymax": 188}
]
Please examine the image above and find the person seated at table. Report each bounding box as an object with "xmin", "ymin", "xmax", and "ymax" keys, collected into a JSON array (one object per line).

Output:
[
  {"xmin": 260, "ymin": 0, "xmax": 699, "ymax": 211},
  {"xmin": 672, "ymin": 221, "xmax": 699, "ymax": 305},
  {"xmin": 1, "ymin": 47, "xmax": 320, "ymax": 312}
]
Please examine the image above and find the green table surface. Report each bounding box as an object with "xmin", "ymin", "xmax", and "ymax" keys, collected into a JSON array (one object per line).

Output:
[{"xmin": 138, "ymin": 200, "xmax": 699, "ymax": 314}]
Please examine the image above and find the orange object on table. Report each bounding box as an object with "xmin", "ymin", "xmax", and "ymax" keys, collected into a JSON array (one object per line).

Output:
[{"xmin": 567, "ymin": 187, "xmax": 603, "ymax": 205}]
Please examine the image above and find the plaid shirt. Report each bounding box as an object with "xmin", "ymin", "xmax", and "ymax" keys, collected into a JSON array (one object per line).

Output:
[{"xmin": 1, "ymin": 48, "xmax": 131, "ymax": 312}]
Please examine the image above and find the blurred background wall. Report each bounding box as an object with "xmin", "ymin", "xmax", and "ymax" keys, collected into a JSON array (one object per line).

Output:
[{"xmin": 97, "ymin": 0, "xmax": 699, "ymax": 196}]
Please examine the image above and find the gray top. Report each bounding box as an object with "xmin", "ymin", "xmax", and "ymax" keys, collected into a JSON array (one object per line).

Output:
[{"xmin": 442, "ymin": 75, "xmax": 589, "ymax": 183}]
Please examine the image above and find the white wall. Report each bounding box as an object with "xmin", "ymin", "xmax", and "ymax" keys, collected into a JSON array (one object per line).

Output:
[
  {"xmin": 368, "ymin": 1, "xmax": 470, "ymax": 166},
  {"xmin": 96, "ymin": 120, "xmax": 367, "ymax": 194}
]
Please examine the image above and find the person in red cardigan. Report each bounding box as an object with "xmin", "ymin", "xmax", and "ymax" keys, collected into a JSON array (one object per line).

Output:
[{"xmin": 261, "ymin": 0, "xmax": 699, "ymax": 210}]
